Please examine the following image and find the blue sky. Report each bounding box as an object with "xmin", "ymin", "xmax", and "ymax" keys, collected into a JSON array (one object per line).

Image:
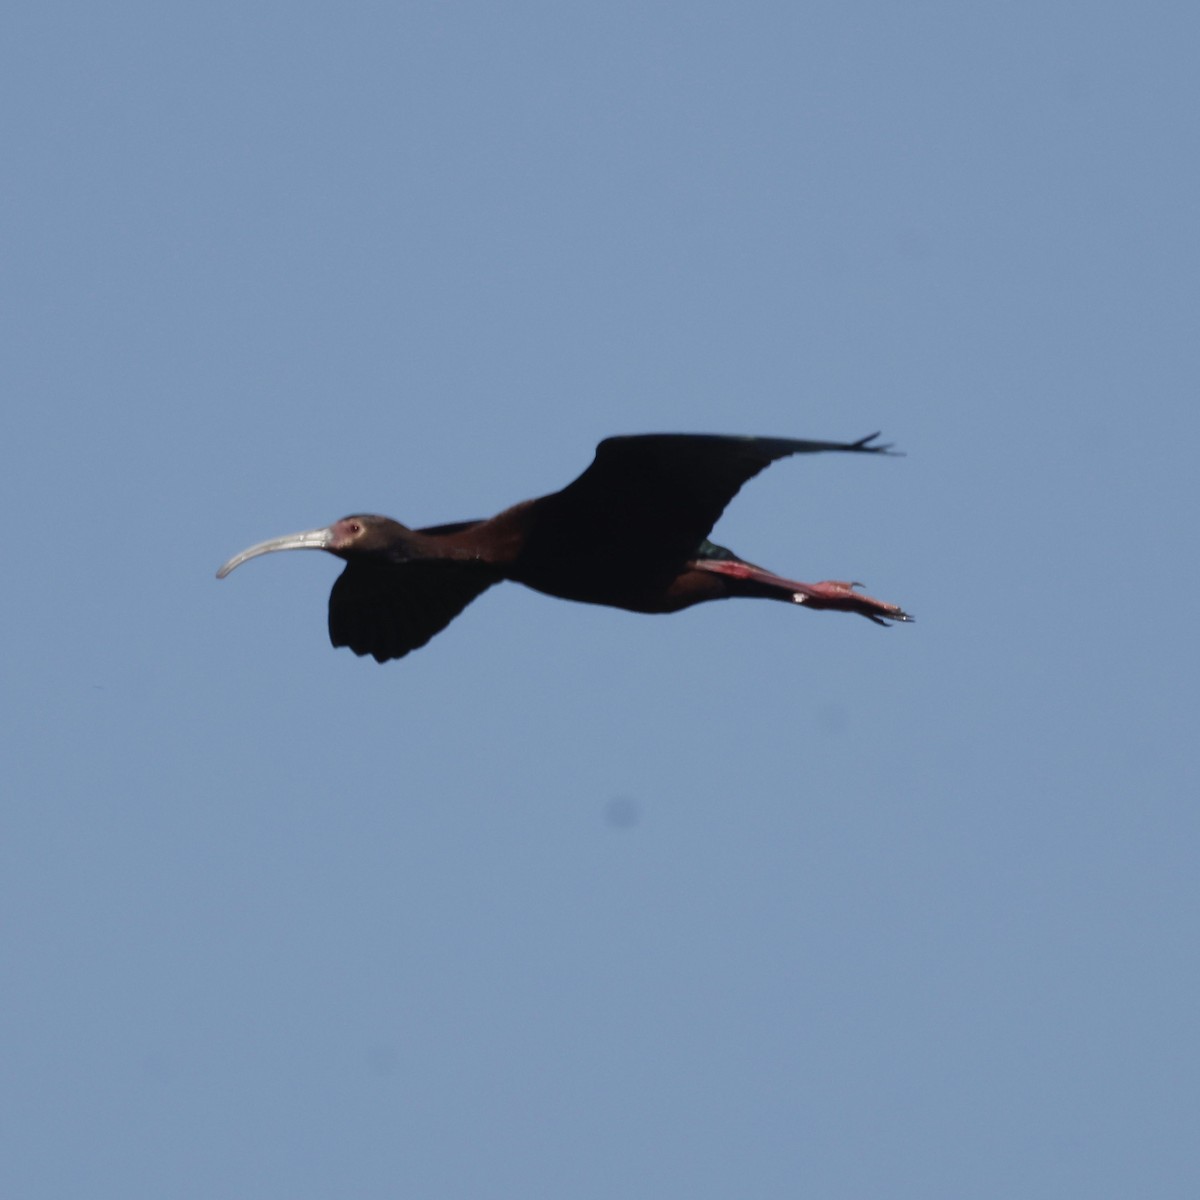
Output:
[{"xmin": 4, "ymin": 3, "xmax": 1198, "ymax": 1197}]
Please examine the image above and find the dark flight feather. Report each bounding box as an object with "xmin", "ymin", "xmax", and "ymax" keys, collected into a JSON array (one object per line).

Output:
[
  {"xmin": 518, "ymin": 433, "xmax": 894, "ymax": 597},
  {"xmin": 328, "ymin": 559, "xmax": 499, "ymax": 663}
]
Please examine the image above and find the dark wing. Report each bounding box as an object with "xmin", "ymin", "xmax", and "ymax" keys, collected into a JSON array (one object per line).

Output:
[
  {"xmin": 538, "ymin": 432, "xmax": 896, "ymax": 573},
  {"xmin": 328, "ymin": 559, "xmax": 499, "ymax": 663}
]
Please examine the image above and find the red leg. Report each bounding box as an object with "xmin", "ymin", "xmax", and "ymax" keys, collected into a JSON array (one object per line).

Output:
[
  {"xmin": 789, "ymin": 579, "xmax": 913, "ymax": 625},
  {"xmin": 693, "ymin": 558, "xmax": 912, "ymax": 625}
]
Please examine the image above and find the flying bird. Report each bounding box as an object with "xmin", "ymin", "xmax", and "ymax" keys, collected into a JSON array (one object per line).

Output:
[{"xmin": 217, "ymin": 432, "xmax": 911, "ymax": 663}]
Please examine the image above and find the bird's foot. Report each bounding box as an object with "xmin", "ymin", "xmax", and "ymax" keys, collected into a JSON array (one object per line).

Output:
[
  {"xmin": 692, "ymin": 556, "xmax": 912, "ymax": 625},
  {"xmin": 792, "ymin": 580, "xmax": 913, "ymax": 626}
]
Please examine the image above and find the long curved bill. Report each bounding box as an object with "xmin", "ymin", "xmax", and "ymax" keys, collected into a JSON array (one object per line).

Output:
[{"xmin": 216, "ymin": 526, "xmax": 334, "ymax": 579}]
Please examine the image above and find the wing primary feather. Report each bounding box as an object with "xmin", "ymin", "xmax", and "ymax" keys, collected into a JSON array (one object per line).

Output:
[{"xmin": 328, "ymin": 559, "xmax": 499, "ymax": 663}]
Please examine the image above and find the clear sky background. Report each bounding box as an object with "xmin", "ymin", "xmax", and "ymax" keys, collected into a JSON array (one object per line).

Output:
[{"xmin": 4, "ymin": 4, "xmax": 1198, "ymax": 1197}]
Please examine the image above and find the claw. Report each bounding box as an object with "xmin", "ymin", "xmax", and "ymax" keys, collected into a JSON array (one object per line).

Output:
[{"xmin": 793, "ymin": 579, "xmax": 913, "ymax": 625}]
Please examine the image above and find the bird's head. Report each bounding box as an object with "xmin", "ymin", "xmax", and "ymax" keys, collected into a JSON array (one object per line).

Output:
[{"xmin": 216, "ymin": 514, "xmax": 414, "ymax": 578}]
